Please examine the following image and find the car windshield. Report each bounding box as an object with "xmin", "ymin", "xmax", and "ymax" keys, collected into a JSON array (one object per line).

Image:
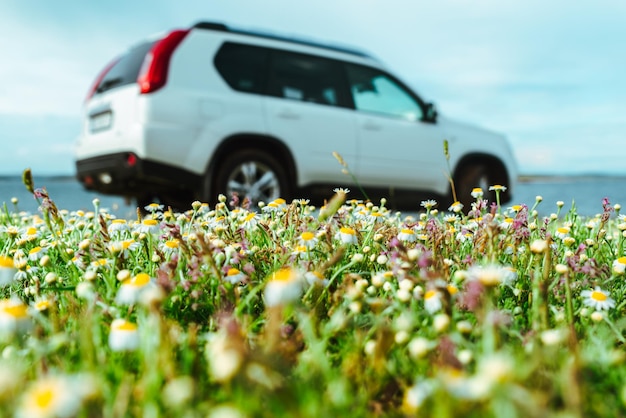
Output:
[{"xmin": 96, "ymin": 41, "xmax": 155, "ymax": 95}]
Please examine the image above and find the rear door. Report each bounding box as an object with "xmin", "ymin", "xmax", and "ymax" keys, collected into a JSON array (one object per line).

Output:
[
  {"xmin": 263, "ymin": 50, "xmax": 357, "ymax": 188},
  {"xmin": 345, "ymin": 63, "xmax": 447, "ymax": 191}
]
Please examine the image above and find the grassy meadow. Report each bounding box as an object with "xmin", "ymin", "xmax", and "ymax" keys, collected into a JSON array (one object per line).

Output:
[{"xmin": 1, "ymin": 169, "xmax": 626, "ymax": 417}]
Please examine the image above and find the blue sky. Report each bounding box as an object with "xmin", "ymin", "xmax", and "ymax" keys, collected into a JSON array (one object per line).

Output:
[{"xmin": 1, "ymin": 0, "xmax": 625, "ymax": 176}]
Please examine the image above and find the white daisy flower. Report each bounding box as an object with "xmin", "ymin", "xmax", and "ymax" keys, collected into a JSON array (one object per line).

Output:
[
  {"xmin": 28, "ymin": 246, "xmax": 47, "ymax": 262},
  {"xmin": 144, "ymin": 202, "xmax": 164, "ymax": 213},
  {"xmin": 135, "ymin": 219, "xmax": 161, "ymax": 235},
  {"xmin": 423, "ymin": 289, "xmax": 443, "ymax": 314},
  {"xmin": 467, "ymin": 263, "xmax": 515, "ymax": 287},
  {"xmin": 115, "ymin": 272, "xmax": 156, "ymax": 305},
  {"xmin": 612, "ymin": 257, "xmax": 626, "ymax": 275},
  {"xmin": 224, "ymin": 268, "xmax": 246, "ymax": 284},
  {"xmin": 0, "ymin": 298, "xmax": 32, "ymax": 338},
  {"xmin": 108, "ymin": 319, "xmax": 140, "ymax": 351},
  {"xmin": 448, "ymin": 201, "xmax": 464, "ymax": 213},
  {"xmin": 108, "ymin": 219, "xmax": 130, "ymax": 235},
  {"xmin": 471, "ymin": 188, "xmax": 484, "ymax": 199},
  {"xmin": 160, "ymin": 239, "xmax": 181, "ymax": 256},
  {"xmin": 581, "ymin": 287, "xmax": 615, "ymax": 311},
  {"xmin": 305, "ymin": 271, "xmax": 329, "ymax": 287},
  {"xmin": 397, "ymin": 228, "xmax": 417, "ymax": 243},
  {"xmin": 17, "ymin": 375, "xmax": 83, "ymax": 418},
  {"xmin": 298, "ymin": 231, "xmax": 318, "ymax": 249},
  {"xmin": 335, "ymin": 226, "xmax": 358, "ymax": 245},
  {"xmin": 264, "ymin": 268, "xmax": 303, "ymax": 307},
  {"xmin": 0, "ymin": 256, "xmax": 17, "ymax": 287}
]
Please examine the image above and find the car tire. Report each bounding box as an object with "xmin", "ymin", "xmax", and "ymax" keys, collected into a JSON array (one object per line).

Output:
[
  {"xmin": 214, "ymin": 149, "xmax": 291, "ymax": 207},
  {"xmin": 454, "ymin": 164, "xmax": 494, "ymax": 210}
]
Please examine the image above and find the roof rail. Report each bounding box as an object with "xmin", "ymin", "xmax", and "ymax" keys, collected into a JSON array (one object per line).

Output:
[{"xmin": 192, "ymin": 21, "xmax": 372, "ymax": 58}]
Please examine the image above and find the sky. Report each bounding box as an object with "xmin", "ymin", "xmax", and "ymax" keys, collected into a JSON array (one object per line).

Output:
[{"xmin": 1, "ymin": 0, "xmax": 625, "ymax": 176}]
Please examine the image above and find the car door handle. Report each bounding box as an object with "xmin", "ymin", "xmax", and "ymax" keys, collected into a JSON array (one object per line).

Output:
[
  {"xmin": 276, "ymin": 109, "xmax": 300, "ymax": 120},
  {"xmin": 362, "ymin": 120, "xmax": 381, "ymax": 131}
]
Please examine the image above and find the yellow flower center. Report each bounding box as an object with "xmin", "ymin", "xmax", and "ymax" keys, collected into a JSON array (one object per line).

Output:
[
  {"xmin": 113, "ymin": 321, "xmax": 137, "ymax": 331},
  {"xmin": 29, "ymin": 246, "xmax": 42, "ymax": 255},
  {"xmin": 591, "ymin": 291, "xmax": 607, "ymax": 302},
  {"xmin": 127, "ymin": 273, "xmax": 150, "ymax": 287},
  {"xmin": 227, "ymin": 268, "xmax": 241, "ymax": 276},
  {"xmin": 340, "ymin": 227, "xmax": 356, "ymax": 236},
  {"xmin": 165, "ymin": 240, "xmax": 179, "ymax": 249},
  {"xmin": 617, "ymin": 256, "xmax": 626, "ymax": 265},
  {"xmin": 0, "ymin": 256, "xmax": 14, "ymax": 268},
  {"xmin": 301, "ymin": 231, "xmax": 315, "ymax": 241},
  {"xmin": 143, "ymin": 219, "xmax": 158, "ymax": 226},
  {"xmin": 2, "ymin": 302, "xmax": 28, "ymax": 318},
  {"xmin": 26, "ymin": 227, "xmax": 38, "ymax": 235},
  {"xmin": 425, "ymin": 290, "xmax": 437, "ymax": 300},
  {"xmin": 34, "ymin": 386, "xmax": 55, "ymax": 409},
  {"xmin": 401, "ymin": 229, "xmax": 414, "ymax": 235},
  {"xmin": 271, "ymin": 268, "xmax": 295, "ymax": 283}
]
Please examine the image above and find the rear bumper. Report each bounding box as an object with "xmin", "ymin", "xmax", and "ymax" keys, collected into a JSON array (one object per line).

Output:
[{"xmin": 75, "ymin": 153, "xmax": 202, "ymax": 198}]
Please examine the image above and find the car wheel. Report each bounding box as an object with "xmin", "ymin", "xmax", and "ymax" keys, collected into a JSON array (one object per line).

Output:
[
  {"xmin": 214, "ymin": 149, "xmax": 291, "ymax": 207},
  {"xmin": 454, "ymin": 164, "xmax": 494, "ymax": 210}
]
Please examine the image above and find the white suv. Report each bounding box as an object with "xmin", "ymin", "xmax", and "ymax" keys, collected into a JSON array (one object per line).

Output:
[{"xmin": 75, "ymin": 21, "xmax": 517, "ymax": 210}]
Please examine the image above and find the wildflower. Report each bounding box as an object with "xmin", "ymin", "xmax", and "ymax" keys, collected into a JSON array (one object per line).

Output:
[
  {"xmin": 28, "ymin": 246, "xmax": 47, "ymax": 262},
  {"xmin": 240, "ymin": 212, "xmax": 259, "ymax": 230},
  {"xmin": 17, "ymin": 375, "xmax": 83, "ymax": 418},
  {"xmin": 206, "ymin": 330, "xmax": 244, "ymax": 382},
  {"xmin": 262, "ymin": 198, "xmax": 287, "ymax": 213},
  {"xmin": 333, "ymin": 187, "xmax": 350, "ymax": 194},
  {"xmin": 144, "ymin": 202, "xmax": 164, "ymax": 213},
  {"xmin": 499, "ymin": 217, "xmax": 514, "ymax": 229},
  {"xmin": 305, "ymin": 270, "xmax": 328, "ymax": 287},
  {"xmin": 108, "ymin": 219, "xmax": 130, "ymax": 235},
  {"xmin": 408, "ymin": 337, "xmax": 435, "ymax": 359},
  {"xmin": 224, "ymin": 268, "xmax": 246, "ymax": 284},
  {"xmin": 397, "ymin": 228, "xmax": 417, "ymax": 243},
  {"xmin": 135, "ymin": 218, "xmax": 160, "ymax": 235},
  {"xmin": 20, "ymin": 226, "xmax": 40, "ymax": 242},
  {"xmin": 108, "ymin": 319, "xmax": 140, "ymax": 351},
  {"xmin": 420, "ymin": 200, "xmax": 437, "ymax": 210},
  {"xmin": 0, "ymin": 256, "xmax": 16, "ymax": 287},
  {"xmin": 433, "ymin": 313, "xmax": 450, "ymax": 332},
  {"xmin": 264, "ymin": 267, "xmax": 303, "ymax": 307},
  {"xmin": 554, "ymin": 226, "xmax": 570, "ymax": 240},
  {"xmin": 298, "ymin": 231, "xmax": 318, "ymax": 249},
  {"xmin": 335, "ymin": 226, "xmax": 358, "ymax": 245},
  {"xmin": 489, "ymin": 185, "xmax": 507, "ymax": 192},
  {"xmin": 471, "ymin": 188, "xmax": 483, "ymax": 199},
  {"xmin": 0, "ymin": 298, "xmax": 31, "ymax": 337},
  {"xmin": 423, "ymin": 289, "xmax": 443, "ymax": 314},
  {"xmin": 612, "ymin": 257, "xmax": 626, "ymax": 274},
  {"xmin": 581, "ymin": 287, "xmax": 615, "ymax": 311},
  {"xmin": 530, "ymin": 239, "xmax": 549, "ymax": 254},
  {"xmin": 107, "ymin": 239, "xmax": 140, "ymax": 258},
  {"xmin": 467, "ymin": 263, "xmax": 515, "ymax": 287},
  {"xmin": 115, "ymin": 272, "xmax": 155, "ymax": 305},
  {"xmin": 448, "ymin": 201, "xmax": 463, "ymax": 213},
  {"xmin": 403, "ymin": 381, "xmax": 433, "ymax": 414},
  {"xmin": 160, "ymin": 239, "xmax": 180, "ymax": 256}
]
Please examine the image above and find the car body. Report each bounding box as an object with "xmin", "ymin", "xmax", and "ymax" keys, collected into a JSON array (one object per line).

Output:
[{"xmin": 75, "ymin": 21, "xmax": 517, "ymax": 210}]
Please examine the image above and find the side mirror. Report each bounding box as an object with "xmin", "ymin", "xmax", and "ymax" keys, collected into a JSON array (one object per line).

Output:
[{"xmin": 424, "ymin": 102, "xmax": 438, "ymax": 123}]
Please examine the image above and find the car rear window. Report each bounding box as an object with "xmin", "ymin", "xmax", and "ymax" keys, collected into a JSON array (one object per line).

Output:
[
  {"xmin": 95, "ymin": 41, "xmax": 156, "ymax": 95},
  {"xmin": 214, "ymin": 42, "xmax": 269, "ymax": 94}
]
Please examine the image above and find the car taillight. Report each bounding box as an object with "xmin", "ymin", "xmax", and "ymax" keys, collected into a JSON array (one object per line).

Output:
[
  {"xmin": 85, "ymin": 57, "xmax": 119, "ymax": 102},
  {"xmin": 137, "ymin": 29, "xmax": 190, "ymax": 94}
]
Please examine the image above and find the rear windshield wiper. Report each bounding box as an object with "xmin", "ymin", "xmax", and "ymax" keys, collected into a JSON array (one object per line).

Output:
[{"xmin": 96, "ymin": 77, "xmax": 124, "ymax": 93}]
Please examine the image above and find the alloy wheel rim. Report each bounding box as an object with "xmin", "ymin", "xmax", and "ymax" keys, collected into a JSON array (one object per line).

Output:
[{"xmin": 226, "ymin": 161, "xmax": 280, "ymax": 205}]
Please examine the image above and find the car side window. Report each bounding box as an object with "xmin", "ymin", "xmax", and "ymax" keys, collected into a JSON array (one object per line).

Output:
[
  {"xmin": 346, "ymin": 64, "xmax": 423, "ymax": 121},
  {"xmin": 214, "ymin": 42, "xmax": 269, "ymax": 94},
  {"xmin": 268, "ymin": 51, "xmax": 349, "ymax": 107}
]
